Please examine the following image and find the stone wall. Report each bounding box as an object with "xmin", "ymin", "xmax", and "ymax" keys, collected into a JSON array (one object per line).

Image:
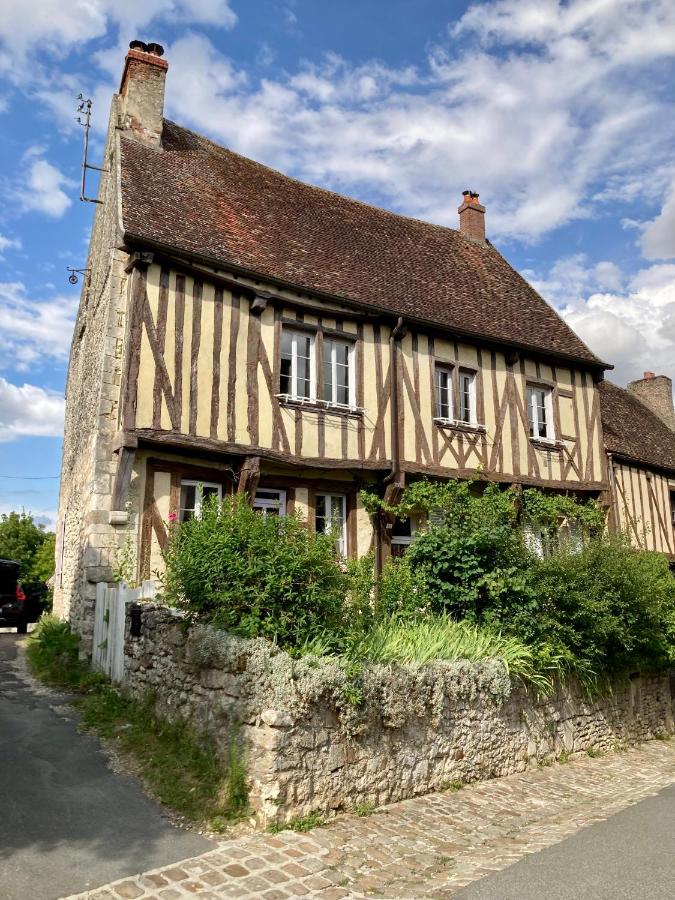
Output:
[{"xmin": 124, "ymin": 604, "xmax": 675, "ymax": 827}]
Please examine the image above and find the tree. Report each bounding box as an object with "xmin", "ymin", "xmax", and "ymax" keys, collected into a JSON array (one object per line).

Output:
[{"xmin": 0, "ymin": 512, "xmax": 55, "ymax": 582}]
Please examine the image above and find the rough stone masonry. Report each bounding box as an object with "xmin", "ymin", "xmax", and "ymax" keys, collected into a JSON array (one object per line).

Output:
[{"xmin": 124, "ymin": 604, "xmax": 675, "ymax": 827}]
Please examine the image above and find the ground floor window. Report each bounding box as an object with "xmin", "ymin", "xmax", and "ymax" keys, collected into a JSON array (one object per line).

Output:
[
  {"xmin": 390, "ymin": 516, "xmax": 416, "ymax": 557},
  {"xmin": 315, "ymin": 493, "xmax": 347, "ymax": 555},
  {"xmin": 179, "ymin": 480, "xmax": 222, "ymax": 522},
  {"xmin": 253, "ymin": 488, "xmax": 287, "ymax": 516}
]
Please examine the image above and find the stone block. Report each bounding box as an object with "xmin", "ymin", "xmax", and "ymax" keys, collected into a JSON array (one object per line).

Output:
[{"xmin": 261, "ymin": 709, "xmax": 293, "ymax": 729}]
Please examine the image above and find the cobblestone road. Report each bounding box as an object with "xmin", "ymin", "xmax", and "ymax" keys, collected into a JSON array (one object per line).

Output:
[{"xmin": 65, "ymin": 740, "xmax": 675, "ymax": 900}]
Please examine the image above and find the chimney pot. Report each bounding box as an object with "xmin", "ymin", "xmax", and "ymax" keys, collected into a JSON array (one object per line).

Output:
[
  {"xmin": 644, "ymin": 371, "xmax": 655, "ymax": 379},
  {"xmin": 119, "ymin": 40, "xmax": 168, "ymax": 147},
  {"xmin": 458, "ymin": 189, "xmax": 486, "ymax": 242}
]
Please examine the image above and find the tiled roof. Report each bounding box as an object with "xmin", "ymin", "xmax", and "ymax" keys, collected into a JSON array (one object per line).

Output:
[
  {"xmin": 599, "ymin": 381, "xmax": 675, "ymax": 473},
  {"xmin": 120, "ymin": 120, "xmax": 606, "ymax": 368}
]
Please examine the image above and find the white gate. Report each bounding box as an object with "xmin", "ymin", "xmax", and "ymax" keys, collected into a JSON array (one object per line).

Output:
[{"xmin": 92, "ymin": 580, "xmax": 156, "ymax": 682}]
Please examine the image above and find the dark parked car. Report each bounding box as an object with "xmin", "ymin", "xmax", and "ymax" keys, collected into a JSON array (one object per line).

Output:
[{"xmin": 0, "ymin": 559, "xmax": 46, "ymax": 633}]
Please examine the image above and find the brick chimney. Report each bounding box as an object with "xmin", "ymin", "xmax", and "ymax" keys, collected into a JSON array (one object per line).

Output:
[
  {"xmin": 628, "ymin": 371, "xmax": 675, "ymax": 431},
  {"xmin": 118, "ymin": 40, "xmax": 168, "ymax": 147},
  {"xmin": 458, "ymin": 190, "xmax": 486, "ymax": 242}
]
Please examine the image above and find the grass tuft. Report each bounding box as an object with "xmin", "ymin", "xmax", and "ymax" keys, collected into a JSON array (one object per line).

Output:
[
  {"xmin": 343, "ymin": 616, "xmax": 555, "ymax": 693},
  {"xmin": 268, "ymin": 811, "xmax": 325, "ymax": 833}
]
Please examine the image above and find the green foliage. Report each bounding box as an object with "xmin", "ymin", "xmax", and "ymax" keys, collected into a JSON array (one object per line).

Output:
[
  {"xmin": 162, "ymin": 495, "xmax": 346, "ymax": 649},
  {"xmin": 269, "ymin": 811, "xmax": 325, "ymax": 833},
  {"xmin": 343, "ymin": 615, "xmax": 554, "ymax": 692},
  {"xmin": 522, "ymin": 535, "xmax": 675, "ymax": 678},
  {"xmin": 0, "ymin": 511, "xmax": 55, "ymax": 597},
  {"xmin": 352, "ymin": 801, "xmax": 377, "ymax": 816},
  {"xmin": 357, "ymin": 479, "xmax": 674, "ymax": 683},
  {"xmin": 26, "ymin": 614, "xmax": 83, "ymax": 685}
]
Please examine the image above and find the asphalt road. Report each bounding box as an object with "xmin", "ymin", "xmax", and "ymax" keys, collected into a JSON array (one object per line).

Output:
[
  {"xmin": 0, "ymin": 631, "xmax": 209, "ymax": 900},
  {"xmin": 456, "ymin": 780, "xmax": 675, "ymax": 899}
]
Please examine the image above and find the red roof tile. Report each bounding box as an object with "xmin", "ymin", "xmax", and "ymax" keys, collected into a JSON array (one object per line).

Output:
[
  {"xmin": 120, "ymin": 121, "xmax": 607, "ymax": 369},
  {"xmin": 599, "ymin": 381, "xmax": 675, "ymax": 473}
]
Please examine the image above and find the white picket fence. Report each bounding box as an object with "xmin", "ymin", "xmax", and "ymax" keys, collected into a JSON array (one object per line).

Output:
[{"xmin": 92, "ymin": 580, "xmax": 156, "ymax": 682}]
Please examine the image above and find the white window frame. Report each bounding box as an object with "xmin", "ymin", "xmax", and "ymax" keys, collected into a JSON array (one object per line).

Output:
[
  {"xmin": 434, "ymin": 365, "xmax": 453, "ymax": 421},
  {"xmin": 458, "ymin": 369, "xmax": 477, "ymax": 425},
  {"xmin": 179, "ymin": 480, "xmax": 223, "ymax": 521},
  {"xmin": 315, "ymin": 493, "xmax": 347, "ymax": 556},
  {"xmin": 252, "ymin": 488, "xmax": 287, "ymax": 516},
  {"xmin": 391, "ymin": 515, "xmax": 417, "ymax": 549},
  {"xmin": 280, "ymin": 329, "xmax": 316, "ymax": 401},
  {"xmin": 527, "ymin": 384, "xmax": 555, "ymax": 441},
  {"xmin": 323, "ymin": 338, "xmax": 356, "ymax": 409}
]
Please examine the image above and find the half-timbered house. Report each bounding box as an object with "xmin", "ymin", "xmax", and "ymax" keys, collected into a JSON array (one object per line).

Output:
[{"xmin": 53, "ymin": 42, "xmax": 675, "ymax": 649}]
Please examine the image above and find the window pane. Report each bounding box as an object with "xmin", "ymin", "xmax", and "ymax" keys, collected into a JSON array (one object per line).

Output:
[
  {"xmin": 459, "ymin": 372, "xmax": 473, "ymax": 423},
  {"xmin": 435, "ymin": 368, "xmax": 451, "ymax": 419},
  {"xmin": 323, "ymin": 358, "xmax": 333, "ymax": 402},
  {"xmin": 280, "ymin": 357, "xmax": 292, "ymax": 394},
  {"xmin": 179, "ymin": 484, "xmax": 196, "ymax": 522},
  {"xmin": 315, "ymin": 494, "xmax": 327, "ymax": 534}
]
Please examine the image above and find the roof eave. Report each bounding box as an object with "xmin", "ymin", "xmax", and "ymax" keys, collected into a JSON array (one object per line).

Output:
[{"xmin": 123, "ymin": 231, "xmax": 613, "ymax": 373}]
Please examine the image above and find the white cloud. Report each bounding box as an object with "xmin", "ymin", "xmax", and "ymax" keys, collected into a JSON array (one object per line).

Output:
[
  {"xmin": 641, "ymin": 173, "xmax": 675, "ymax": 259},
  {"xmin": 0, "ymin": 377, "xmax": 64, "ymax": 441},
  {"xmin": 0, "ymin": 0, "xmax": 237, "ymax": 78},
  {"xmin": 0, "ymin": 234, "xmax": 21, "ymax": 256},
  {"xmin": 539, "ymin": 259, "xmax": 675, "ymax": 385},
  {"xmin": 0, "ymin": 281, "xmax": 78, "ymax": 370},
  {"xmin": 16, "ymin": 147, "xmax": 73, "ymax": 218}
]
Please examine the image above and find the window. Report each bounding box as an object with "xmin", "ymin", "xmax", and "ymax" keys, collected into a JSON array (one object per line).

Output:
[
  {"xmin": 315, "ymin": 493, "xmax": 347, "ymax": 555},
  {"xmin": 323, "ymin": 338, "xmax": 354, "ymax": 407},
  {"xmin": 252, "ymin": 488, "xmax": 286, "ymax": 516},
  {"xmin": 179, "ymin": 480, "xmax": 222, "ymax": 522},
  {"xmin": 527, "ymin": 385, "xmax": 554, "ymax": 440},
  {"xmin": 458, "ymin": 370, "xmax": 476, "ymax": 424},
  {"xmin": 280, "ymin": 329, "xmax": 315, "ymax": 400},
  {"xmin": 391, "ymin": 516, "xmax": 416, "ymax": 558},
  {"xmin": 435, "ymin": 366, "xmax": 453, "ymax": 420}
]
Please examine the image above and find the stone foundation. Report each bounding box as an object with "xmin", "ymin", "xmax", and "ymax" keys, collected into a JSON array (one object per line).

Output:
[{"xmin": 123, "ymin": 604, "xmax": 675, "ymax": 827}]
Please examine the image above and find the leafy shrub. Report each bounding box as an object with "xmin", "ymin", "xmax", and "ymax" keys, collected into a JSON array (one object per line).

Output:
[
  {"xmin": 162, "ymin": 495, "xmax": 346, "ymax": 649},
  {"xmin": 26, "ymin": 614, "xmax": 83, "ymax": 685},
  {"xmin": 520, "ymin": 535, "xmax": 675, "ymax": 677}
]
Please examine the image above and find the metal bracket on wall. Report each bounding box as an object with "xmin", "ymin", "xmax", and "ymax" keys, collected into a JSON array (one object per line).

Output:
[{"xmin": 76, "ymin": 95, "xmax": 108, "ymax": 204}]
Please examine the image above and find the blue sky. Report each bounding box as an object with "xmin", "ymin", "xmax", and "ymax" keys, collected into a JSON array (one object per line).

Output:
[{"xmin": 1, "ymin": 0, "xmax": 674, "ymax": 528}]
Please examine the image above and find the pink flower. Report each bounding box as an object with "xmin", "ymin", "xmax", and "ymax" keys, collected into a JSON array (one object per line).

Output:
[{"xmin": 168, "ymin": 512, "xmax": 177, "ymax": 523}]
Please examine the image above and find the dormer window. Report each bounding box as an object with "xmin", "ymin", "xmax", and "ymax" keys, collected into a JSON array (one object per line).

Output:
[{"xmin": 527, "ymin": 384, "xmax": 554, "ymax": 440}]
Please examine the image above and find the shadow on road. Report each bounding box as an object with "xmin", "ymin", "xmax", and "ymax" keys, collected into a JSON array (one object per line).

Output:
[{"xmin": 0, "ymin": 632, "xmax": 210, "ymax": 900}]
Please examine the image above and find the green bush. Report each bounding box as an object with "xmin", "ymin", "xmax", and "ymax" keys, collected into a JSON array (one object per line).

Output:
[
  {"xmin": 26, "ymin": 614, "xmax": 83, "ymax": 685},
  {"xmin": 521, "ymin": 535, "xmax": 675, "ymax": 677},
  {"xmin": 162, "ymin": 495, "xmax": 346, "ymax": 649}
]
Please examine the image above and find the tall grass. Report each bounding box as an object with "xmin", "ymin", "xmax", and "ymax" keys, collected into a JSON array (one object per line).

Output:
[{"xmin": 343, "ymin": 616, "xmax": 556, "ymax": 693}]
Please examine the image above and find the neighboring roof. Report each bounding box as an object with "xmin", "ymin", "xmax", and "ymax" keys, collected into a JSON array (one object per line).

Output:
[
  {"xmin": 599, "ymin": 381, "xmax": 675, "ymax": 473},
  {"xmin": 120, "ymin": 120, "xmax": 607, "ymax": 369}
]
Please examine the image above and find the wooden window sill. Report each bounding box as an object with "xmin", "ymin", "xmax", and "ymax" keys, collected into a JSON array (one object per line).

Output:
[
  {"xmin": 529, "ymin": 437, "xmax": 564, "ymax": 452},
  {"xmin": 433, "ymin": 419, "xmax": 487, "ymax": 435},
  {"xmin": 276, "ymin": 394, "xmax": 364, "ymax": 418}
]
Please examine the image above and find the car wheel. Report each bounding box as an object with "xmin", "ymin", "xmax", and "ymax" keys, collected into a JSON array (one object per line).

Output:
[{"xmin": 16, "ymin": 621, "xmax": 28, "ymax": 634}]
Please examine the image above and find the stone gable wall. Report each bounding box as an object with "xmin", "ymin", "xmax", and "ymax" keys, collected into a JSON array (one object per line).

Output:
[{"xmin": 123, "ymin": 604, "xmax": 675, "ymax": 827}]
